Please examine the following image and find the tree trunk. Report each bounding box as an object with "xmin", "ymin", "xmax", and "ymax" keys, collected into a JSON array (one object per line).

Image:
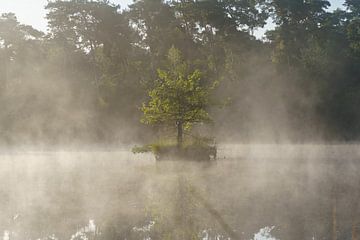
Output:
[{"xmin": 177, "ymin": 121, "xmax": 183, "ymax": 148}]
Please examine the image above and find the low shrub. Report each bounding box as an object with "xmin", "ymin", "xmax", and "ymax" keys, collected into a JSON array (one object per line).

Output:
[{"xmin": 132, "ymin": 139, "xmax": 216, "ymax": 161}]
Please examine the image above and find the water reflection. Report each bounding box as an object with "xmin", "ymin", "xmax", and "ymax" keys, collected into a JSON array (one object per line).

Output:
[{"xmin": 1, "ymin": 145, "xmax": 360, "ymax": 240}]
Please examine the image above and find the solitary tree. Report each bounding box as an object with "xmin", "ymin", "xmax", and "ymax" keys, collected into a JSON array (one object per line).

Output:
[{"xmin": 141, "ymin": 46, "xmax": 217, "ymax": 148}]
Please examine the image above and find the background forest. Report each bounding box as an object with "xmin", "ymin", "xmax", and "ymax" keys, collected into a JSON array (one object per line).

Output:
[{"xmin": 0, "ymin": 0, "xmax": 359, "ymax": 147}]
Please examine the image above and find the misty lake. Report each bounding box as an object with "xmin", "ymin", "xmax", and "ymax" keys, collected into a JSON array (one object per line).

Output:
[{"xmin": 1, "ymin": 144, "xmax": 360, "ymax": 240}]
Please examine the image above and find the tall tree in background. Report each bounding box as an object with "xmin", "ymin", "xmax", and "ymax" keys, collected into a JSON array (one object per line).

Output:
[
  {"xmin": 46, "ymin": 0, "xmax": 147, "ymax": 140},
  {"xmin": 45, "ymin": 0, "xmax": 132, "ymax": 90},
  {"xmin": 0, "ymin": 0, "xmax": 359, "ymax": 145},
  {"xmin": 346, "ymin": 0, "xmax": 360, "ymax": 55},
  {"xmin": 0, "ymin": 13, "xmax": 44, "ymax": 87},
  {"xmin": 268, "ymin": 0, "xmax": 331, "ymax": 67}
]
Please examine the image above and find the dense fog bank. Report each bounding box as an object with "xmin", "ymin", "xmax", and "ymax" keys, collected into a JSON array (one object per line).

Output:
[
  {"xmin": 0, "ymin": 0, "xmax": 359, "ymax": 145},
  {"xmin": 2, "ymin": 144, "xmax": 360, "ymax": 239}
]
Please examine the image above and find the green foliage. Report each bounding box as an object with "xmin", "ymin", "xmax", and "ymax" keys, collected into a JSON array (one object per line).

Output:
[
  {"xmin": 141, "ymin": 46, "xmax": 217, "ymax": 146},
  {"xmin": 347, "ymin": 19, "xmax": 360, "ymax": 54},
  {"xmin": 132, "ymin": 139, "xmax": 217, "ymax": 161},
  {"xmin": 132, "ymin": 135, "xmax": 214, "ymax": 153},
  {"xmin": 1, "ymin": 0, "xmax": 360, "ymax": 144},
  {"xmin": 142, "ymin": 47, "xmax": 216, "ymax": 125}
]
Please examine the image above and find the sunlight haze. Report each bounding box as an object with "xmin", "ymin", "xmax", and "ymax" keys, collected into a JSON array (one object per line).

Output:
[
  {"xmin": 0, "ymin": 0, "xmax": 133, "ymax": 31},
  {"xmin": 0, "ymin": 0, "xmax": 345, "ymax": 34},
  {"xmin": 0, "ymin": 0, "xmax": 360, "ymax": 239}
]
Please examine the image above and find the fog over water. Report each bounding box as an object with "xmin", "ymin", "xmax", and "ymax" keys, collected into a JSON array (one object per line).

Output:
[
  {"xmin": 1, "ymin": 144, "xmax": 360, "ymax": 240},
  {"xmin": 1, "ymin": 0, "xmax": 360, "ymax": 239}
]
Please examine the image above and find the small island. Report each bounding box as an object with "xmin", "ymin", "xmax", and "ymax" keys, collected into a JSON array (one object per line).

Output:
[{"xmin": 133, "ymin": 47, "xmax": 218, "ymax": 161}]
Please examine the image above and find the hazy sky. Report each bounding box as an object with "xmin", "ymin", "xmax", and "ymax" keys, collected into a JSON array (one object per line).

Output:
[
  {"xmin": 0, "ymin": 0, "xmax": 133, "ymax": 31},
  {"xmin": 0, "ymin": 0, "xmax": 345, "ymax": 37}
]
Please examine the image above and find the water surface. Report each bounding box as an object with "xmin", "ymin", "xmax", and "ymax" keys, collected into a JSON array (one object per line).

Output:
[{"xmin": 1, "ymin": 144, "xmax": 360, "ymax": 240}]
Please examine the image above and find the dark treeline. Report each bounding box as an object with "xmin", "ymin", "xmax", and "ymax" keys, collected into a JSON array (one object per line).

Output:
[{"xmin": 0, "ymin": 0, "xmax": 359, "ymax": 146}]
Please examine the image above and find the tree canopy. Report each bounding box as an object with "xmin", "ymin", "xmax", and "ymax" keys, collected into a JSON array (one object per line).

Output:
[
  {"xmin": 0, "ymin": 0, "xmax": 358, "ymax": 144},
  {"xmin": 141, "ymin": 46, "xmax": 216, "ymax": 146}
]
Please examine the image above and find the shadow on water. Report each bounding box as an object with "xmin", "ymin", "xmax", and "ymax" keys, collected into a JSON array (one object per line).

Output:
[{"xmin": 1, "ymin": 144, "xmax": 360, "ymax": 240}]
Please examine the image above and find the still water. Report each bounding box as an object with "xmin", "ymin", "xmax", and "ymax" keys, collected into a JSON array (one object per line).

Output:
[{"xmin": 1, "ymin": 144, "xmax": 360, "ymax": 240}]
